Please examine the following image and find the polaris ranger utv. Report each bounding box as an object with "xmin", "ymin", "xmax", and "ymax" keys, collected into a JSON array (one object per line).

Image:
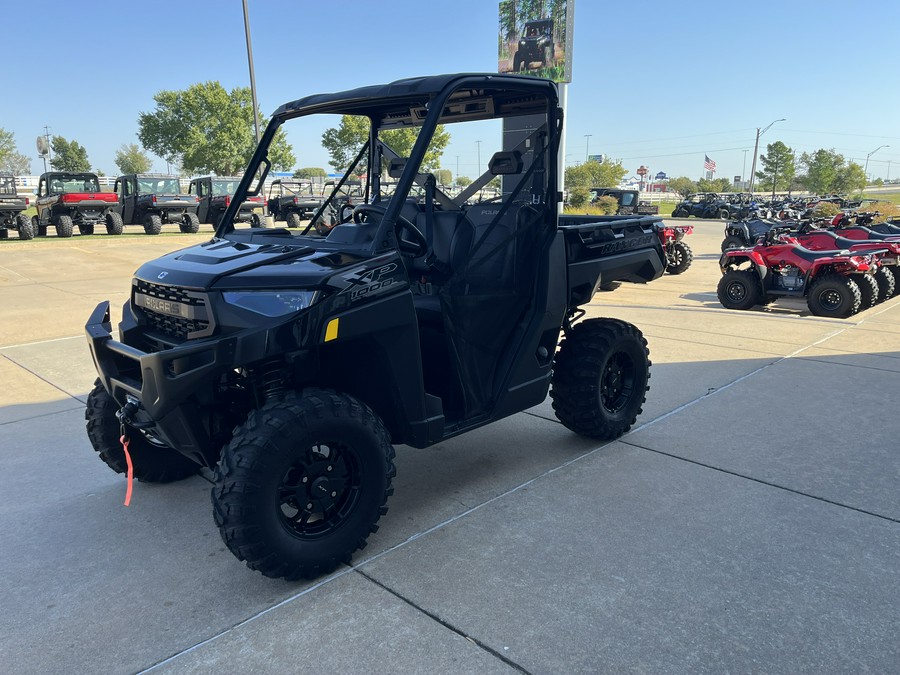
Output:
[
  {"xmin": 0, "ymin": 172, "xmax": 33, "ymax": 240},
  {"xmin": 113, "ymin": 174, "xmax": 200, "ymax": 235},
  {"xmin": 34, "ymin": 172, "xmax": 122, "ymax": 237},
  {"xmin": 85, "ymin": 73, "xmax": 666, "ymax": 580}
]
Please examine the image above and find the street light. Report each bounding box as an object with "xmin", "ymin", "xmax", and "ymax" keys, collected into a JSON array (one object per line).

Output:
[
  {"xmin": 864, "ymin": 144, "xmax": 889, "ymax": 184},
  {"xmin": 584, "ymin": 134, "xmax": 592, "ymax": 163},
  {"xmin": 242, "ymin": 0, "xmax": 261, "ymax": 145},
  {"xmin": 475, "ymin": 140, "xmax": 482, "ymax": 173},
  {"xmin": 748, "ymin": 118, "xmax": 785, "ymax": 195}
]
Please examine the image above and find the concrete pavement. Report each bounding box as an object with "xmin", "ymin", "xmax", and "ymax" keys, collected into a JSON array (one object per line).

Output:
[{"xmin": 1, "ymin": 221, "xmax": 897, "ymax": 673}]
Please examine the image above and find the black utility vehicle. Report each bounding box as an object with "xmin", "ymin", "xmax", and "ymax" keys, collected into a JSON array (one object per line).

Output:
[
  {"xmin": 513, "ymin": 18, "xmax": 555, "ymax": 71},
  {"xmin": 85, "ymin": 73, "xmax": 666, "ymax": 580},
  {"xmin": 590, "ymin": 188, "xmax": 659, "ymax": 215},
  {"xmin": 266, "ymin": 179, "xmax": 326, "ymax": 229},
  {"xmin": 113, "ymin": 174, "xmax": 200, "ymax": 235},
  {"xmin": 671, "ymin": 192, "xmax": 726, "ymax": 219},
  {"xmin": 188, "ymin": 176, "xmax": 264, "ymax": 227},
  {"xmin": 0, "ymin": 172, "xmax": 33, "ymax": 240},
  {"xmin": 33, "ymin": 172, "xmax": 122, "ymax": 237}
]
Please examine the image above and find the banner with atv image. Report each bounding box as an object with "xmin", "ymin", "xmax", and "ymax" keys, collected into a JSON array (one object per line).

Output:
[{"xmin": 498, "ymin": 0, "xmax": 574, "ymax": 83}]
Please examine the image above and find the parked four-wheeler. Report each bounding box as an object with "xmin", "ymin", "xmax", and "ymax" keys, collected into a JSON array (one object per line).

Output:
[
  {"xmin": 513, "ymin": 18, "xmax": 555, "ymax": 71},
  {"xmin": 717, "ymin": 227, "xmax": 879, "ymax": 318},
  {"xmin": 671, "ymin": 193, "xmax": 726, "ymax": 219},
  {"xmin": 658, "ymin": 223, "xmax": 693, "ymax": 274},
  {"xmin": 85, "ymin": 73, "xmax": 666, "ymax": 581},
  {"xmin": 33, "ymin": 172, "xmax": 122, "ymax": 237},
  {"xmin": 267, "ymin": 179, "xmax": 326, "ymax": 228},
  {"xmin": 721, "ymin": 217, "xmax": 782, "ymax": 251},
  {"xmin": 188, "ymin": 176, "xmax": 264, "ymax": 227},
  {"xmin": 784, "ymin": 228, "xmax": 898, "ymax": 303},
  {"xmin": 112, "ymin": 174, "xmax": 200, "ymax": 235},
  {"xmin": 0, "ymin": 172, "xmax": 33, "ymax": 240}
]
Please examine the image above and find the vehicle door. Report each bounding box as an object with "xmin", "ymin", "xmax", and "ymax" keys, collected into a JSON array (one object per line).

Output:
[
  {"xmin": 191, "ymin": 180, "xmax": 209, "ymax": 222},
  {"xmin": 35, "ymin": 176, "xmax": 53, "ymax": 224},
  {"xmin": 119, "ymin": 177, "xmax": 137, "ymax": 223},
  {"xmin": 688, "ymin": 195, "xmax": 704, "ymax": 217}
]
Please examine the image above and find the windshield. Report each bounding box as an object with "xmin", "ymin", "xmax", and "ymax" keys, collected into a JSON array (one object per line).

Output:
[
  {"xmin": 137, "ymin": 177, "xmax": 181, "ymax": 194},
  {"xmin": 48, "ymin": 174, "xmax": 100, "ymax": 193},
  {"xmin": 0, "ymin": 174, "xmax": 15, "ymax": 195},
  {"xmin": 212, "ymin": 179, "xmax": 242, "ymax": 196}
]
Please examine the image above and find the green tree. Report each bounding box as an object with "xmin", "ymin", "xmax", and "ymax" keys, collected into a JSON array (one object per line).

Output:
[
  {"xmin": 1, "ymin": 150, "xmax": 31, "ymax": 175},
  {"xmin": 565, "ymin": 159, "xmax": 627, "ymax": 189},
  {"xmin": 834, "ymin": 161, "xmax": 866, "ymax": 194},
  {"xmin": 50, "ymin": 136, "xmax": 91, "ymax": 172},
  {"xmin": 114, "ymin": 143, "xmax": 152, "ymax": 175},
  {"xmin": 455, "ymin": 175, "xmax": 472, "ymax": 187},
  {"xmin": 696, "ymin": 177, "xmax": 733, "ymax": 193},
  {"xmin": 293, "ymin": 167, "xmax": 327, "ymax": 179},
  {"xmin": 799, "ymin": 149, "xmax": 843, "ymax": 194},
  {"xmin": 755, "ymin": 141, "xmax": 796, "ymax": 194},
  {"xmin": 321, "ymin": 115, "xmax": 451, "ymax": 173},
  {"xmin": 435, "ymin": 169, "xmax": 452, "ymax": 186},
  {"xmin": 138, "ymin": 81, "xmax": 294, "ymax": 176},
  {"xmin": 667, "ymin": 176, "xmax": 697, "ymax": 198},
  {"xmin": 0, "ymin": 127, "xmax": 16, "ymax": 167}
]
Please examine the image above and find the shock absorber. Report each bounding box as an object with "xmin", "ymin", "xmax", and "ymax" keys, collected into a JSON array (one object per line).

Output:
[{"xmin": 254, "ymin": 359, "xmax": 288, "ymax": 401}]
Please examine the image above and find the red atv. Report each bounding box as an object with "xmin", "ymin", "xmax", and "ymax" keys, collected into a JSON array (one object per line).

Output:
[
  {"xmin": 659, "ymin": 223, "xmax": 693, "ymax": 274},
  {"xmin": 785, "ymin": 228, "xmax": 898, "ymax": 303},
  {"xmin": 717, "ymin": 227, "xmax": 880, "ymax": 318}
]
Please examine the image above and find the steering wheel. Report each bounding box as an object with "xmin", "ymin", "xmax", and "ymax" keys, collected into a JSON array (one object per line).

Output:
[{"xmin": 352, "ymin": 204, "xmax": 427, "ymax": 256}]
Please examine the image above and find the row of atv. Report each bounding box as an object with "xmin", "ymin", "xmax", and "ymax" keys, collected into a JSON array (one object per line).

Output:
[
  {"xmin": 717, "ymin": 213, "xmax": 900, "ymax": 318},
  {"xmin": 0, "ymin": 171, "xmax": 266, "ymax": 240}
]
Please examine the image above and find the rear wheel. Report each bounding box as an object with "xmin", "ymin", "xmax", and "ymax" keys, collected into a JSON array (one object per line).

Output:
[
  {"xmin": 717, "ymin": 269, "xmax": 761, "ymax": 310},
  {"xmin": 212, "ymin": 389, "xmax": 395, "ymax": 580},
  {"xmin": 666, "ymin": 241, "xmax": 693, "ymax": 275},
  {"xmin": 16, "ymin": 214, "xmax": 33, "ymax": 240},
  {"xmin": 671, "ymin": 207, "xmax": 686, "ymax": 218},
  {"xmin": 551, "ymin": 318, "xmax": 650, "ymax": 440},
  {"xmin": 721, "ymin": 235, "xmax": 745, "ymax": 251},
  {"xmin": 807, "ymin": 274, "xmax": 860, "ymax": 318},
  {"xmin": 56, "ymin": 214, "xmax": 73, "ymax": 238},
  {"xmin": 719, "ymin": 209, "xmax": 730, "ymax": 219},
  {"xmin": 143, "ymin": 213, "xmax": 162, "ymax": 235},
  {"xmin": 180, "ymin": 212, "xmax": 200, "ymax": 233},
  {"xmin": 874, "ymin": 266, "xmax": 896, "ymax": 302},
  {"xmin": 250, "ymin": 212, "xmax": 263, "ymax": 227},
  {"xmin": 84, "ymin": 379, "xmax": 198, "ymax": 482},
  {"xmin": 105, "ymin": 211, "xmax": 124, "ymax": 235}
]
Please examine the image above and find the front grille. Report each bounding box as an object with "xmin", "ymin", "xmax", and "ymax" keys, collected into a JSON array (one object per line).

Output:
[{"xmin": 133, "ymin": 279, "xmax": 214, "ymax": 340}]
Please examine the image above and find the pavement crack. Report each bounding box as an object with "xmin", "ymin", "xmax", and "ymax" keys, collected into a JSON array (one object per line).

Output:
[
  {"xmin": 620, "ymin": 439, "xmax": 900, "ymax": 524},
  {"xmin": 354, "ymin": 569, "xmax": 532, "ymax": 674}
]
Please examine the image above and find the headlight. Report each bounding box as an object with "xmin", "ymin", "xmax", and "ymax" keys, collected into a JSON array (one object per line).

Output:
[{"xmin": 222, "ymin": 290, "xmax": 318, "ymax": 317}]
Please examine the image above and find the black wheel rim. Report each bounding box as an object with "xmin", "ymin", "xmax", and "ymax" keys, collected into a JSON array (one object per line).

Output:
[
  {"xmin": 818, "ymin": 287, "xmax": 843, "ymax": 310},
  {"xmin": 277, "ymin": 442, "xmax": 361, "ymax": 539},
  {"xmin": 726, "ymin": 280, "xmax": 748, "ymax": 302},
  {"xmin": 600, "ymin": 351, "xmax": 636, "ymax": 413}
]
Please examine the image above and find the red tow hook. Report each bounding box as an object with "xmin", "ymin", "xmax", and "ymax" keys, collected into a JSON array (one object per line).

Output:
[{"xmin": 115, "ymin": 399, "xmax": 141, "ymax": 506}]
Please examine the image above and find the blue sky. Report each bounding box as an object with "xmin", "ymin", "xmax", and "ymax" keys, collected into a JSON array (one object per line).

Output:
[{"xmin": 4, "ymin": 0, "xmax": 899, "ymax": 183}]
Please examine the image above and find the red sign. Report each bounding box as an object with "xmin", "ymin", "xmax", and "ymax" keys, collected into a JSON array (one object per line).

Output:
[{"xmin": 636, "ymin": 165, "xmax": 648, "ymax": 176}]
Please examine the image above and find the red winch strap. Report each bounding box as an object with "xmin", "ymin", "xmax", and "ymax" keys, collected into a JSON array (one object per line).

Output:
[{"xmin": 120, "ymin": 434, "xmax": 134, "ymax": 506}]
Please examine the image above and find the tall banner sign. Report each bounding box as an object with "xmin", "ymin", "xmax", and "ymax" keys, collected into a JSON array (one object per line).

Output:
[{"xmin": 498, "ymin": 0, "xmax": 574, "ymax": 83}]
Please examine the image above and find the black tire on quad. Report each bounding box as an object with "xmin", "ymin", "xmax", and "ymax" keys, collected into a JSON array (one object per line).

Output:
[
  {"xmin": 79, "ymin": 223, "xmax": 94, "ymax": 236},
  {"xmin": 250, "ymin": 212, "xmax": 263, "ymax": 227},
  {"xmin": 883, "ymin": 266, "xmax": 900, "ymax": 298},
  {"xmin": 550, "ymin": 318, "xmax": 651, "ymax": 440},
  {"xmin": 211, "ymin": 388, "xmax": 396, "ymax": 580},
  {"xmin": 719, "ymin": 209, "xmax": 731, "ymax": 220},
  {"xmin": 179, "ymin": 212, "xmax": 200, "ymax": 233},
  {"xmin": 105, "ymin": 211, "xmax": 124, "ymax": 235},
  {"xmin": 721, "ymin": 235, "xmax": 745, "ymax": 252},
  {"xmin": 854, "ymin": 273, "xmax": 879, "ymax": 309},
  {"xmin": 286, "ymin": 212, "xmax": 302, "ymax": 229},
  {"xmin": 16, "ymin": 214, "xmax": 34, "ymax": 240},
  {"xmin": 874, "ymin": 266, "xmax": 896, "ymax": 302},
  {"xmin": 666, "ymin": 241, "xmax": 693, "ymax": 275},
  {"xmin": 671, "ymin": 207, "xmax": 685, "ymax": 218},
  {"xmin": 84, "ymin": 379, "xmax": 199, "ymax": 483},
  {"xmin": 717, "ymin": 269, "xmax": 761, "ymax": 310},
  {"xmin": 56, "ymin": 214, "xmax": 74, "ymax": 238},
  {"xmin": 806, "ymin": 274, "xmax": 861, "ymax": 318},
  {"xmin": 143, "ymin": 213, "xmax": 162, "ymax": 235}
]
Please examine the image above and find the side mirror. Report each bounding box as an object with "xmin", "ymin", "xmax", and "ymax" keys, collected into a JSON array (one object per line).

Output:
[
  {"xmin": 387, "ymin": 158, "xmax": 406, "ymax": 179},
  {"xmin": 489, "ymin": 150, "xmax": 523, "ymax": 176}
]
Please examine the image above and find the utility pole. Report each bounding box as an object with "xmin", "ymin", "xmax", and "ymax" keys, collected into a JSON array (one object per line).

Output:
[
  {"xmin": 748, "ymin": 118, "xmax": 785, "ymax": 195},
  {"xmin": 742, "ymin": 149, "xmax": 748, "ymax": 188},
  {"xmin": 44, "ymin": 125, "xmax": 53, "ymax": 164},
  {"xmin": 584, "ymin": 134, "xmax": 592, "ymax": 163},
  {"xmin": 475, "ymin": 140, "xmax": 482, "ymax": 174},
  {"xmin": 455, "ymin": 155, "xmax": 460, "ymax": 183},
  {"xmin": 864, "ymin": 145, "xmax": 889, "ymax": 184}
]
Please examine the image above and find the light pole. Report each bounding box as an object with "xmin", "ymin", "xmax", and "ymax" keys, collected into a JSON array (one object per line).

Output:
[
  {"xmin": 742, "ymin": 149, "xmax": 748, "ymax": 189},
  {"xmin": 242, "ymin": 0, "xmax": 261, "ymax": 145},
  {"xmin": 584, "ymin": 134, "xmax": 592, "ymax": 163},
  {"xmin": 864, "ymin": 144, "xmax": 889, "ymax": 185},
  {"xmin": 455, "ymin": 155, "xmax": 460, "ymax": 183},
  {"xmin": 475, "ymin": 140, "xmax": 482, "ymax": 174},
  {"xmin": 748, "ymin": 118, "xmax": 785, "ymax": 195}
]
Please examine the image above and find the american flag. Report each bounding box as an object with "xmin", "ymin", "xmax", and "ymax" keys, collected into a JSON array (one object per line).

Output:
[{"xmin": 704, "ymin": 155, "xmax": 716, "ymax": 171}]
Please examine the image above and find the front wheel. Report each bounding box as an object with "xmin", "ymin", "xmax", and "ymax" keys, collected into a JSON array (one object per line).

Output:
[
  {"xmin": 16, "ymin": 214, "xmax": 34, "ymax": 240},
  {"xmin": 806, "ymin": 274, "xmax": 860, "ymax": 318},
  {"xmin": 56, "ymin": 214, "xmax": 73, "ymax": 237},
  {"xmin": 180, "ymin": 212, "xmax": 200, "ymax": 233},
  {"xmin": 671, "ymin": 207, "xmax": 685, "ymax": 218},
  {"xmin": 212, "ymin": 389, "xmax": 396, "ymax": 580},
  {"xmin": 85, "ymin": 379, "xmax": 198, "ymax": 482},
  {"xmin": 105, "ymin": 211, "xmax": 124, "ymax": 235},
  {"xmin": 143, "ymin": 213, "xmax": 162, "ymax": 235},
  {"xmin": 551, "ymin": 318, "xmax": 650, "ymax": 440},
  {"xmin": 666, "ymin": 241, "xmax": 693, "ymax": 274},
  {"xmin": 286, "ymin": 212, "xmax": 302, "ymax": 228},
  {"xmin": 719, "ymin": 209, "xmax": 731, "ymax": 220},
  {"xmin": 717, "ymin": 269, "xmax": 761, "ymax": 310},
  {"xmin": 250, "ymin": 212, "xmax": 263, "ymax": 227}
]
